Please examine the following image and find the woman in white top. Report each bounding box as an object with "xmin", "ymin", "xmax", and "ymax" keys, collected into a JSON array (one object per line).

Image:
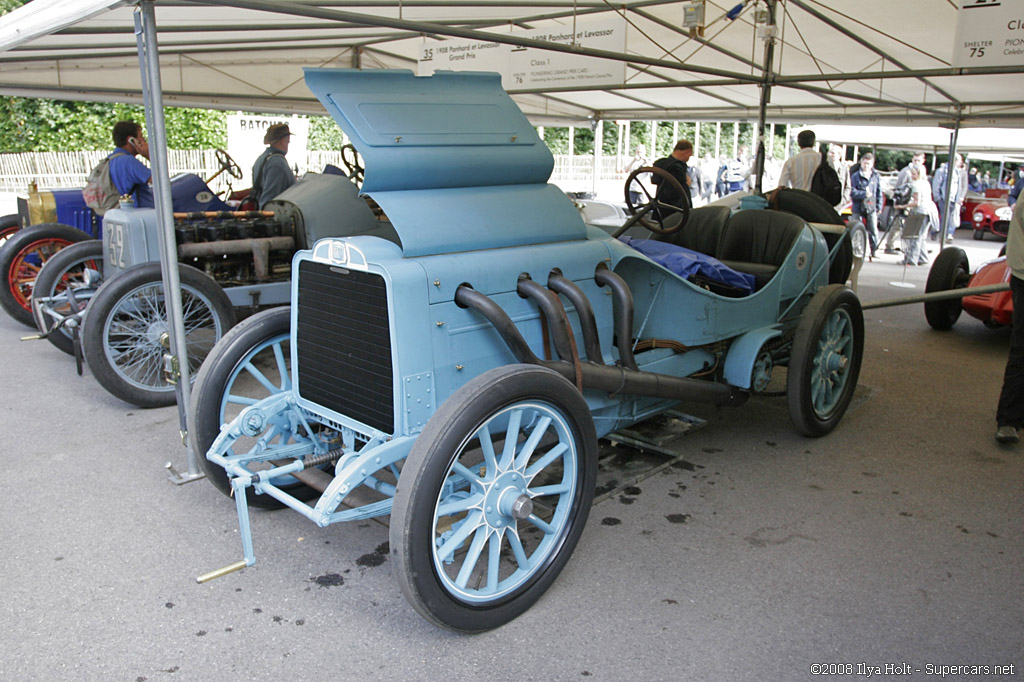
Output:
[{"xmin": 893, "ymin": 166, "xmax": 936, "ymax": 266}]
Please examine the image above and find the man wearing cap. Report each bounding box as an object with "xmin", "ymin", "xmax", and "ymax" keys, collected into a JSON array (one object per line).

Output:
[{"xmin": 251, "ymin": 123, "xmax": 296, "ymax": 209}]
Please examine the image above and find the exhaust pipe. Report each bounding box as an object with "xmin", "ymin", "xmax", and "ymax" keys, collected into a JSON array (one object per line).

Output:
[{"xmin": 454, "ymin": 285, "xmax": 746, "ymax": 407}]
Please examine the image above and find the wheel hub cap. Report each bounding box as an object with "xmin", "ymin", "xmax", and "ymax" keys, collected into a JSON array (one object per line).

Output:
[
  {"xmin": 484, "ymin": 471, "xmax": 530, "ymax": 528},
  {"xmin": 146, "ymin": 320, "xmax": 169, "ymax": 347}
]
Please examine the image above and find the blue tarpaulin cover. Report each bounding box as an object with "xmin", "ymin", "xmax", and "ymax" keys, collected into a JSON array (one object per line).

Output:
[{"xmin": 620, "ymin": 236, "xmax": 755, "ymax": 295}]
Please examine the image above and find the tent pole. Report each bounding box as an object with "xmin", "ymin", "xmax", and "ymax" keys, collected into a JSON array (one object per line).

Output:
[
  {"xmin": 593, "ymin": 119, "xmax": 602, "ymax": 197},
  {"xmin": 939, "ymin": 116, "xmax": 961, "ymax": 250},
  {"xmin": 135, "ymin": 2, "xmax": 202, "ymax": 483},
  {"xmin": 753, "ymin": 0, "xmax": 776, "ymax": 194}
]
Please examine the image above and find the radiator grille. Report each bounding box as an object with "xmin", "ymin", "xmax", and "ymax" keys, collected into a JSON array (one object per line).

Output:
[{"xmin": 296, "ymin": 260, "xmax": 394, "ymax": 433}]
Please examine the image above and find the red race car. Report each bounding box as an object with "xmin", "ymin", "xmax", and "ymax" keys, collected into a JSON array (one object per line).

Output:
[
  {"xmin": 924, "ymin": 245, "xmax": 1011, "ymax": 329},
  {"xmin": 963, "ymin": 188, "xmax": 1012, "ymax": 241}
]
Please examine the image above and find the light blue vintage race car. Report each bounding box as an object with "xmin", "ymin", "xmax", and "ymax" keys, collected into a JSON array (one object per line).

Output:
[{"xmin": 196, "ymin": 68, "xmax": 863, "ymax": 632}]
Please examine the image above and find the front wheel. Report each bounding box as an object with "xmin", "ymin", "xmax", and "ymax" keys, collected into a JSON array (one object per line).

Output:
[
  {"xmin": 787, "ymin": 284, "xmax": 864, "ymax": 437},
  {"xmin": 82, "ymin": 262, "xmax": 236, "ymax": 408},
  {"xmin": 0, "ymin": 222, "xmax": 88, "ymax": 327},
  {"xmin": 848, "ymin": 221, "xmax": 868, "ymax": 261},
  {"xmin": 391, "ymin": 365, "xmax": 598, "ymax": 632},
  {"xmin": 924, "ymin": 247, "xmax": 970, "ymax": 330},
  {"xmin": 189, "ymin": 306, "xmax": 320, "ymax": 508},
  {"xmin": 31, "ymin": 239, "xmax": 104, "ymax": 355}
]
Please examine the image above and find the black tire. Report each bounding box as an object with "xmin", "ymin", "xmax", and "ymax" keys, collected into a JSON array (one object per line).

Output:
[
  {"xmin": 972, "ymin": 229, "xmax": 984, "ymax": 241},
  {"xmin": 391, "ymin": 365, "xmax": 598, "ymax": 632},
  {"xmin": 0, "ymin": 222, "xmax": 89, "ymax": 327},
  {"xmin": 787, "ymin": 284, "xmax": 864, "ymax": 437},
  {"xmin": 765, "ymin": 188, "xmax": 851, "ymax": 284},
  {"xmin": 999, "ymin": 244, "xmax": 1007, "ymax": 258},
  {"xmin": 924, "ymin": 247, "xmax": 970, "ymax": 331},
  {"xmin": 82, "ymin": 262, "xmax": 237, "ymax": 408},
  {"xmin": 0, "ymin": 213, "xmax": 19, "ymax": 247},
  {"xmin": 31, "ymin": 240, "xmax": 104, "ymax": 355},
  {"xmin": 189, "ymin": 306, "xmax": 320, "ymax": 508}
]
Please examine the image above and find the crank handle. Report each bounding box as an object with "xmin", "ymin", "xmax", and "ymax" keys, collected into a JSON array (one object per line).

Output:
[{"xmin": 196, "ymin": 560, "xmax": 249, "ymax": 584}]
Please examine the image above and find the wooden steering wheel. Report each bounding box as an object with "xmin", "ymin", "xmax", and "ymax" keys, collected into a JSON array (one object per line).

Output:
[{"xmin": 624, "ymin": 166, "xmax": 691, "ymax": 235}]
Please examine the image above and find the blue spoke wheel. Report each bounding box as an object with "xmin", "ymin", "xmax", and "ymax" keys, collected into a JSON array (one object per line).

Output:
[
  {"xmin": 391, "ymin": 365, "xmax": 597, "ymax": 632},
  {"xmin": 189, "ymin": 306, "xmax": 320, "ymax": 508},
  {"xmin": 787, "ymin": 284, "xmax": 863, "ymax": 437}
]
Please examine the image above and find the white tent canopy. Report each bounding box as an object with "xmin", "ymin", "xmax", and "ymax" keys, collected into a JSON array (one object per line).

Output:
[
  {"xmin": 0, "ymin": 0, "xmax": 1022, "ymax": 127},
  {"xmin": 811, "ymin": 125, "xmax": 1024, "ymax": 157}
]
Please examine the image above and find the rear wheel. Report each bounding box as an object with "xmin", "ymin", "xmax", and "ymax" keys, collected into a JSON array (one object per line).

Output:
[
  {"xmin": 31, "ymin": 239, "xmax": 104, "ymax": 355},
  {"xmin": 787, "ymin": 284, "xmax": 864, "ymax": 437},
  {"xmin": 924, "ymin": 247, "xmax": 970, "ymax": 330},
  {"xmin": 765, "ymin": 188, "xmax": 850, "ymax": 284},
  {"xmin": 0, "ymin": 223, "xmax": 88, "ymax": 327},
  {"xmin": 189, "ymin": 306, "xmax": 320, "ymax": 508},
  {"xmin": 391, "ymin": 365, "xmax": 598, "ymax": 632},
  {"xmin": 82, "ymin": 262, "xmax": 236, "ymax": 408}
]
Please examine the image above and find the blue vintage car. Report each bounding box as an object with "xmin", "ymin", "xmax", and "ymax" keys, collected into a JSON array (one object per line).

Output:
[{"xmin": 197, "ymin": 68, "xmax": 863, "ymax": 632}]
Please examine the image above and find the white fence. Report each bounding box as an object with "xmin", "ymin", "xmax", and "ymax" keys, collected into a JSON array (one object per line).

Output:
[
  {"xmin": 0, "ymin": 149, "xmax": 632, "ymax": 203},
  {"xmin": 0, "ymin": 150, "xmax": 237, "ymax": 194}
]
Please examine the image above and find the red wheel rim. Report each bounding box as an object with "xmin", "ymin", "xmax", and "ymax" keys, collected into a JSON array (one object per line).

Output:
[
  {"xmin": 52, "ymin": 254, "xmax": 102, "ymax": 315},
  {"xmin": 6, "ymin": 238, "xmax": 76, "ymax": 312},
  {"xmin": 0, "ymin": 225, "xmax": 18, "ymax": 248}
]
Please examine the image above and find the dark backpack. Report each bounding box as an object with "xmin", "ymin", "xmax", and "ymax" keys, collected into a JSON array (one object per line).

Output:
[
  {"xmin": 810, "ymin": 150, "xmax": 842, "ymax": 206},
  {"xmin": 82, "ymin": 151, "xmax": 129, "ymax": 216}
]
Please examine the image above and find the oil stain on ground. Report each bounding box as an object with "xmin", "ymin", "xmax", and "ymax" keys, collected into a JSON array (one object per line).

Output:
[{"xmin": 356, "ymin": 541, "xmax": 390, "ymax": 567}]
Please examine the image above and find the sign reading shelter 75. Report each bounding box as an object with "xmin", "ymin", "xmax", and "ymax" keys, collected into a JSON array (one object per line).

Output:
[{"xmin": 952, "ymin": 0, "xmax": 1024, "ymax": 67}]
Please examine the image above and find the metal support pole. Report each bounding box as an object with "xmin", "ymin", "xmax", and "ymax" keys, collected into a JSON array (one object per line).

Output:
[
  {"xmin": 940, "ymin": 119, "xmax": 961, "ymax": 250},
  {"xmin": 592, "ymin": 119, "xmax": 602, "ymax": 197},
  {"xmin": 754, "ymin": 0, "xmax": 776, "ymax": 195},
  {"xmin": 135, "ymin": 3, "xmax": 202, "ymax": 484}
]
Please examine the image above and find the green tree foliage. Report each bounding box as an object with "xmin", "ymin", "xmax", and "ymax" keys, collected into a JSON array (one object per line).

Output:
[
  {"xmin": 0, "ymin": 96, "xmax": 226, "ymax": 151},
  {"xmin": 308, "ymin": 114, "xmax": 347, "ymax": 149},
  {"xmin": 0, "ymin": 0, "xmax": 22, "ymax": 15},
  {"xmin": 542, "ymin": 127, "xmax": 569, "ymax": 154}
]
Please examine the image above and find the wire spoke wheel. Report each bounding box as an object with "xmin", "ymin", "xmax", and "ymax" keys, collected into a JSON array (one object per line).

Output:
[
  {"xmin": 31, "ymin": 239, "xmax": 104, "ymax": 355},
  {"xmin": 83, "ymin": 262, "xmax": 235, "ymax": 408}
]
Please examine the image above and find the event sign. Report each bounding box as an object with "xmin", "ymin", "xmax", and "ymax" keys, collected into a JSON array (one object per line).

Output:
[
  {"xmin": 418, "ymin": 18, "xmax": 627, "ymax": 89},
  {"xmin": 952, "ymin": 0, "xmax": 1024, "ymax": 67},
  {"xmin": 226, "ymin": 115, "xmax": 309, "ymax": 187}
]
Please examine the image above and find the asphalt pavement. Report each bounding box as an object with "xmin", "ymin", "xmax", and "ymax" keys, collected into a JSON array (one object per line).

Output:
[{"xmin": 1, "ymin": 230, "xmax": 1021, "ymax": 682}]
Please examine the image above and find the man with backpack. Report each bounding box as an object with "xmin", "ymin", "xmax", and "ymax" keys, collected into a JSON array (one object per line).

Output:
[{"xmin": 82, "ymin": 120, "xmax": 153, "ymax": 216}]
